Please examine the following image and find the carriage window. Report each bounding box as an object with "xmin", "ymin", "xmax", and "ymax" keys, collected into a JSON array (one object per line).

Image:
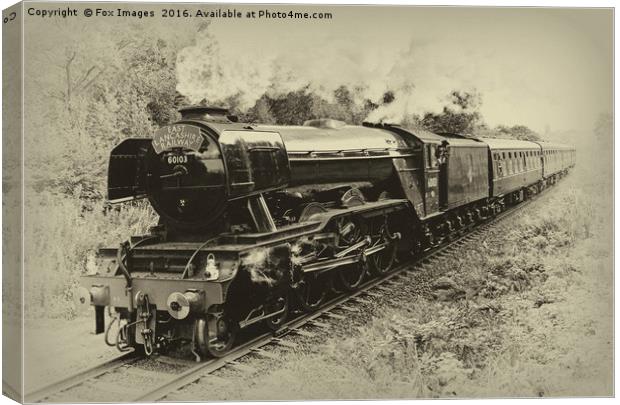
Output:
[
  {"xmin": 505, "ymin": 154, "xmax": 510, "ymax": 174},
  {"xmin": 430, "ymin": 145, "xmax": 440, "ymax": 168},
  {"xmin": 426, "ymin": 144, "xmax": 432, "ymax": 168},
  {"xmin": 515, "ymin": 153, "xmax": 519, "ymax": 171}
]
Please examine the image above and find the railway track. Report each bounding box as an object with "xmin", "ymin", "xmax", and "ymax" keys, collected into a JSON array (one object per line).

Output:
[
  {"xmin": 24, "ymin": 351, "xmax": 139, "ymax": 402},
  {"xmin": 25, "ymin": 181, "xmax": 563, "ymax": 403}
]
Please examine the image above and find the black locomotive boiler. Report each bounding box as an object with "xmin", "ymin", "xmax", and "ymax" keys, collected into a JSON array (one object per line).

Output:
[{"xmin": 78, "ymin": 106, "xmax": 576, "ymax": 358}]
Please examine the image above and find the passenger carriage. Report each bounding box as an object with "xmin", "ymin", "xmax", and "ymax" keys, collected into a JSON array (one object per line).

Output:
[
  {"xmin": 534, "ymin": 141, "xmax": 576, "ymax": 184},
  {"xmin": 481, "ymin": 138, "xmax": 543, "ymax": 202}
]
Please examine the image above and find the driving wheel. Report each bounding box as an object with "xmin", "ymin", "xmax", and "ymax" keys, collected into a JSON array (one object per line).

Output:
[
  {"xmin": 337, "ymin": 262, "xmax": 367, "ymax": 291},
  {"xmin": 195, "ymin": 315, "xmax": 237, "ymax": 358},
  {"xmin": 294, "ymin": 273, "xmax": 328, "ymax": 312}
]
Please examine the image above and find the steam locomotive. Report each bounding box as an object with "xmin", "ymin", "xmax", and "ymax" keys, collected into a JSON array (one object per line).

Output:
[{"xmin": 78, "ymin": 105, "xmax": 576, "ymax": 359}]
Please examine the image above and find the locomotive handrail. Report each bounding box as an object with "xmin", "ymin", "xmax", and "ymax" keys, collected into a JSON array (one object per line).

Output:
[
  {"xmin": 248, "ymin": 146, "xmax": 281, "ymax": 152},
  {"xmin": 116, "ymin": 236, "xmax": 160, "ymax": 287},
  {"xmin": 160, "ymin": 184, "xmax": 227, "ymax": 190},
  {"xmin": 287, "ymin": 147, "xmax": 416, "ymax": 156},
  {"xmin": 288, "ymin": 153, "xmax": 418, "ymax": 161},
  {"xmin": 181, "ymin": 236, "xmax": 219, "ymax": 279},
  {"xmin": 117, "ymin": 241, "xmax": 133, "ymax": 287}
]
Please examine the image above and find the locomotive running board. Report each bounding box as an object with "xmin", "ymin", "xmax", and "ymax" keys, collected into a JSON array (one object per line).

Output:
[{"xmin": 300, "ymin": 242, "xmax": 388, "ymax": 274}]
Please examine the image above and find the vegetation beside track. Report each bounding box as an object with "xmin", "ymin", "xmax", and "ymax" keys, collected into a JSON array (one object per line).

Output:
[{"xmin": 166, "ymin": 171, "xmax": 612, "ymax": 400}]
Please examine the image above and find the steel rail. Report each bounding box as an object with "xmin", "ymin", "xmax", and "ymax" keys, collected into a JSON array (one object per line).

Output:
[{"xmin": 24, "ymin": 351, "xmax": 138, "ymax": 403}]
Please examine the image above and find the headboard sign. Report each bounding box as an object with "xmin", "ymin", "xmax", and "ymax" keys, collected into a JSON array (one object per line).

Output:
[{"xmin": 152, "ymin": 124, "xmax": 203, "ymax": 154}]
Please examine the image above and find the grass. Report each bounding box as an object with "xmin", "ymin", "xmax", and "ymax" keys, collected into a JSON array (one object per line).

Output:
[
  {"xmin": 22, "ymin": 190, "xmax": 157, "ymax": 319},
  {"xmin": 169, "ymin": 168, "xmax": 612, "ymax": 400}
]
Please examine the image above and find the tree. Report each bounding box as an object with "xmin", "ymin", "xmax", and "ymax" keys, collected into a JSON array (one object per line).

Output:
[
  {"xmin": 494, "ymin": 125, "xmax": 541, "ymax": 141},
  {"xmin": 419, "ymin": 90, "xmax": 483, "ymax": 134},
  {"xmin": 26, "ymin": 20, "xmax": 197, "ymax": 205},
  {"xmin": 244, "ymin": 96, "xmax": 276, "ymax": 124}
]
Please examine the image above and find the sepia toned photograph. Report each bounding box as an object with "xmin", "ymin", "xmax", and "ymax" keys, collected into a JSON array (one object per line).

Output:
[{"xmin": 1, "ymin": 1, "xmax": 614, "ymax": 402}]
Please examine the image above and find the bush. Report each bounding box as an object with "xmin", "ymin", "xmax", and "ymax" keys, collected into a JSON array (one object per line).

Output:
[{"xmin": 24, "ymin": 191, "xmax": 157, "ymax": 319}]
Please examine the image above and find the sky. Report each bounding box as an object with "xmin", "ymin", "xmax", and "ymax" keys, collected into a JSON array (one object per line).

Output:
[{"xmin": 183, "ymin": 6, "xmax": 613, "ymax": 132}]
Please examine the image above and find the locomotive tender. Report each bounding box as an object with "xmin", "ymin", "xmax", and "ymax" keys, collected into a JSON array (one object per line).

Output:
[{"xmin": 78, "ymin": 106, "xmax": 576, "ymax": 358}]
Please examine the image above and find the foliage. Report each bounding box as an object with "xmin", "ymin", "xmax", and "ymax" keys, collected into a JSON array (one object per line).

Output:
[
  {"xmin": 23, "ymin": 22, "xmax": 196, "ymax": 317},
  {"xmin": 24, "ymin": 191, "xmax": 157, "ymax": 318},
  {"xmin": 242, "ymin": 86, "xmax": 389, "ymax": 125},
  {"xmin": 472, "ymin": 123, "xmax": 542, "ymax": 141},
  {"xmin": 417, "ymin": 90, "xmax": 484, "ymax": 134}
]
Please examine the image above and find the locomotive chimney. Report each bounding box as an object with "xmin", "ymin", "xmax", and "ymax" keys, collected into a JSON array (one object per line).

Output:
[{"xmin": 178, "ymin": 105, "xmax": 231, "ymax": 122}]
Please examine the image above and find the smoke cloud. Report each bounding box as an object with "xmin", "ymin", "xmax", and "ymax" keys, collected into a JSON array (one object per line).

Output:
[{"xmin": 176, "ymin": 30, "xmax": 494, "ymax": 123}]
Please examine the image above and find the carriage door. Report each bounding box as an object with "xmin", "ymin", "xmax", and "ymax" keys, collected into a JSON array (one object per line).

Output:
[
  {"xmin": 424, "ymin": 143, "xmax": 441, "ymax": 216},
  {"xmin": 437, "ymin": 141, "xmax": 450, "ymax": 210}
]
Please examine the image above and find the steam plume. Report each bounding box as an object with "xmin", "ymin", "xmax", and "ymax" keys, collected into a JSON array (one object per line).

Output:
[{"xmin": 176, "ymin": 31, "xmax": 486, "ymax": 123}]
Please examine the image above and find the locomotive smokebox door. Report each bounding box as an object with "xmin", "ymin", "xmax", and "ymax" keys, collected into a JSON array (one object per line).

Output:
[{"xmin": 145, "ymin": 124, "xmax": 229, "ymax": 231}]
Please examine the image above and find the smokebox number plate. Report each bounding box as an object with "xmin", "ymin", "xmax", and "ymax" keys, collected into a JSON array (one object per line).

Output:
[{"xmin": 152, "ymin": 124, "xmax": 203, "ymax": 154}]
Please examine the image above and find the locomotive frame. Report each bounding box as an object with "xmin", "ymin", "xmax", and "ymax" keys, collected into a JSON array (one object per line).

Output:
[{"xmin": 78, "ymin": 105, "xmax": 576, "ymax": 359}]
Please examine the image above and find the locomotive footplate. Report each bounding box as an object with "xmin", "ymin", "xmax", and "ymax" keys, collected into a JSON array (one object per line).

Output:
[{"xmin": 79, "ymin": 276, "xmax": 226, "ymax": 311}]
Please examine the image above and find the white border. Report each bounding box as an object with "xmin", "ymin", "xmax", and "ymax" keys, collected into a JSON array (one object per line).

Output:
[{"xmin": 0, "ymin": 2, "xmax": 616, "ymax": 405}]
